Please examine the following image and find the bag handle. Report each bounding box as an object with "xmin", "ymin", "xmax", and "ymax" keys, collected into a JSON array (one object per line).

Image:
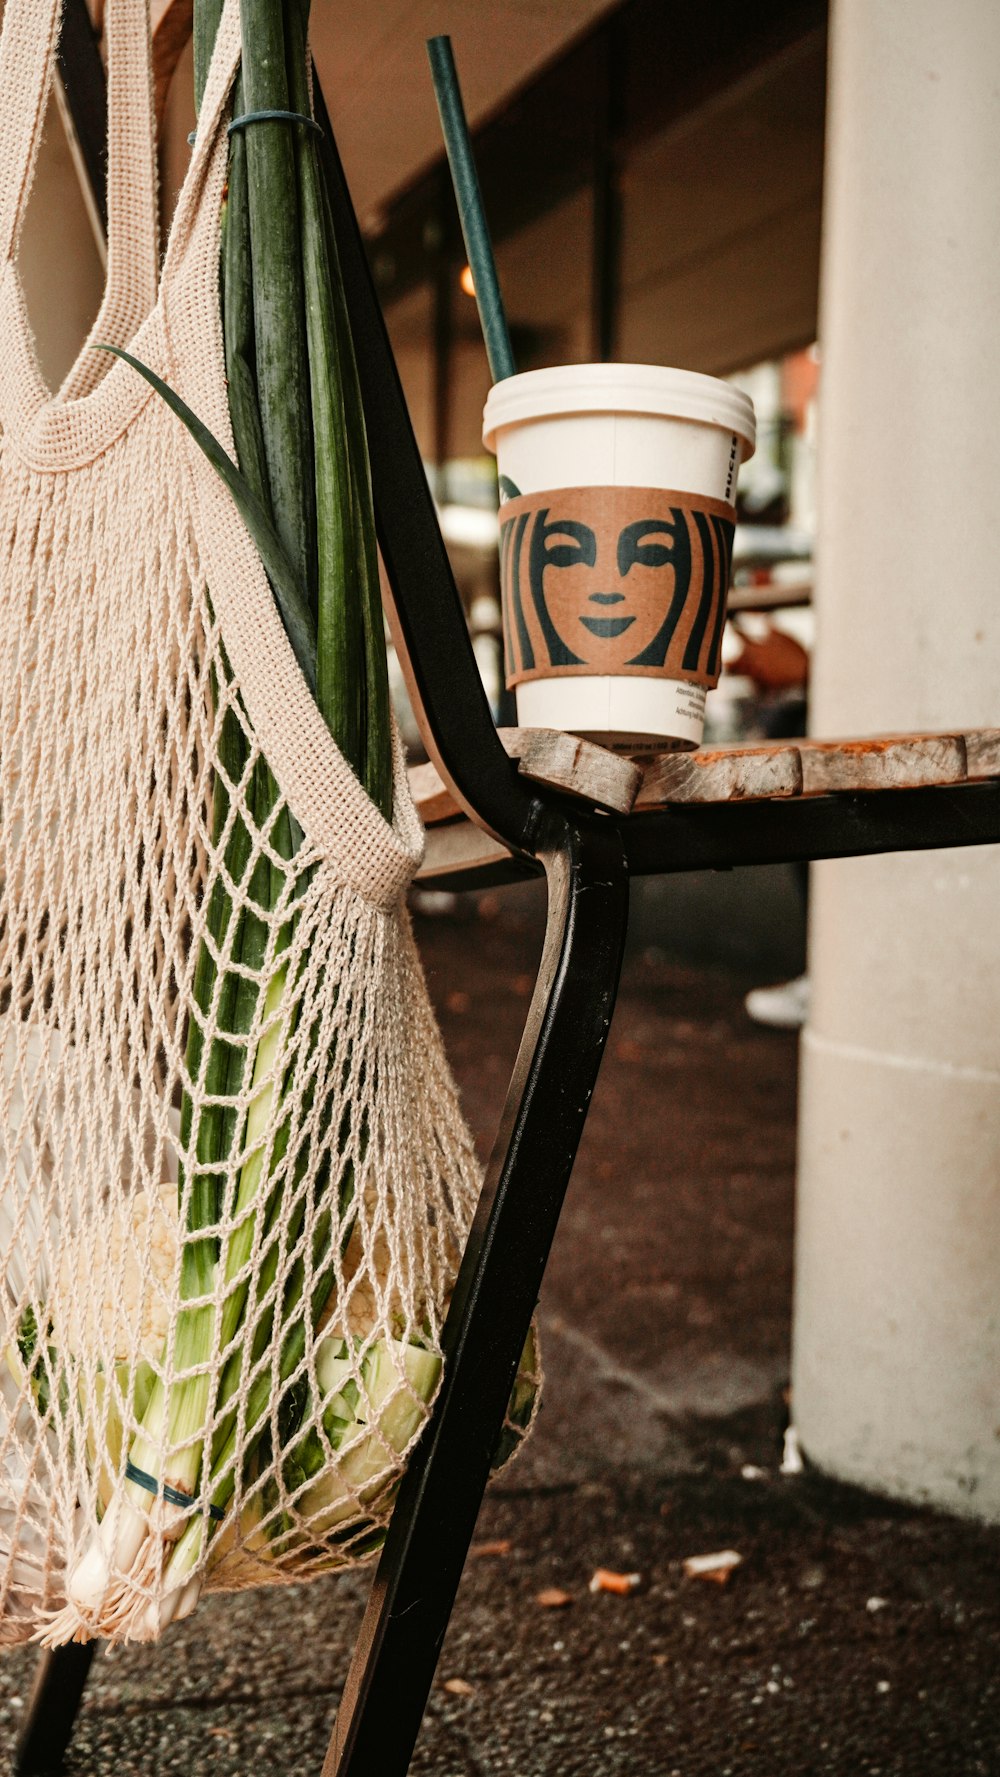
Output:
[{"xmin": 0, "ymin": 0, "xmax": 159, "ymax": 398}]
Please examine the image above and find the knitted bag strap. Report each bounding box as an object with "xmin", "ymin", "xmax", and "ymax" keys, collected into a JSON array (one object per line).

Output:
[{"xmin": 0, "ymin": 0, "xmax": 159, "ymax": 395}]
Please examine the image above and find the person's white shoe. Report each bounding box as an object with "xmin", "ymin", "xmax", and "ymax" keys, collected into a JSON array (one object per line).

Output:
[{"xmin": 744, "ymin": 973, "xmax": 810, "ymax": 1030}]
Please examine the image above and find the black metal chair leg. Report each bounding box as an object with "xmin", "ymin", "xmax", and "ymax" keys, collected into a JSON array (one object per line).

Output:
[
  {"xmin": 322, "ymin": 810, "xmax": 630, "ymax": 1777},
  {"xmin": 15, "ymin": 1643, "xmax": 96, "ymax": 1775}
]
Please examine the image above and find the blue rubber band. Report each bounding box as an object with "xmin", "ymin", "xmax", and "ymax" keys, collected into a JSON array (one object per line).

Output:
[
  {"xmin": 228, "ymin": 108, "xmax": 323, "ymax": 139},
  {"xmin": 126, "ymin": 1459, "xmax": 224, "ymax": 1522}
]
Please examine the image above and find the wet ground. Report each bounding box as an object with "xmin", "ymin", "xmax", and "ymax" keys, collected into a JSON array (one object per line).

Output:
[{"xmin": 1, "ymin": 886, "xmax": 998, "ymax": 1776}]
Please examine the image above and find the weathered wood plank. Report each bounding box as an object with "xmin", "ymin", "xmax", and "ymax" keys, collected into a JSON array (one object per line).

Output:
[
  {"xmin": 411, "ymin": 726, "xmax": 1000, "ymax": 829},
  {"xmin": 964, "ymin": 729, "xmax": 1000, "ymax": 780},
  {"xmin": 408, "ymin": 728, "xmax": 642, "ymax": 828},
  {"xmin": 796, "ymin": 733, "xmax": 966, "ymax": 797},
  {"xmin": 638, "ymin": 744, "xmax": 802, "ymax": 808},
  {"xmin": 502, "ymin": 728, "xmax": 642, "ymax": 813},
  {"xmin": 638, "ymin": 729, "xmax": 1000, "ymax": 807}
]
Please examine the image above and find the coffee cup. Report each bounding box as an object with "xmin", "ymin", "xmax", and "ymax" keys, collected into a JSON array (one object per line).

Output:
[{"xmin": 482, "ymin": 363, "xmax": 756, "ymax": 750}]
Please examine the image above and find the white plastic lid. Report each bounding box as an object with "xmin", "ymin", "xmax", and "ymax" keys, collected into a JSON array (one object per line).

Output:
[{"xmin": 483, "ymin": 361, "xmax": 756, "ymax": 461}]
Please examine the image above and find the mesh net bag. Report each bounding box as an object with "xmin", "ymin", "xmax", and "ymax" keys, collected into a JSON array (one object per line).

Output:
[{"xmin": 0, "ymin": 0, "xmax": 537, "ymax": 1648}]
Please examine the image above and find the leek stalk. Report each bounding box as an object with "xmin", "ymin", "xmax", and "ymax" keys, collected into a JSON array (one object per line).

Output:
[{"xmin": 64, "ymin": 0, "xmax": 393, "ymax": 1639}]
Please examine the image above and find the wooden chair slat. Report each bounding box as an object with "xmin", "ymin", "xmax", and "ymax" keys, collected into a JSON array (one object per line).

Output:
[
  {"xmin": 409, "ymin": 728, "xmax": 641, "ymax": 827},
  {"xmin": 963, "ymin": 728, "xmax": 1000, "ymax": 779},
  {"xmin": 795, "ymin": 731, "xmax": 969, "ymax": 795},
  {"xmin": 637, "ymin": 743, "xmax": 802, "ymax": 807},
  {"xmin": 411, "ymin": 727, "xmax": 1000, "ymax": 838},
  {"xmin": 503, "ymin": 727, "xmax": 643, "ymax": 812}
]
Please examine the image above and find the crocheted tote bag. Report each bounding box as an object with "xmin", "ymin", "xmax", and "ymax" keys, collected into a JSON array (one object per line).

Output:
[{"xmin": 0, "ymin": 0, "xmax": 494, "ymax": 1647}]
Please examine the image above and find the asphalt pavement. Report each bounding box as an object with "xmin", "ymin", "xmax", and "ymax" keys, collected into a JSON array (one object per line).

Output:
[{"xmin": 1, "ymin": 885, "xmax": 997, "ymax": 1776}]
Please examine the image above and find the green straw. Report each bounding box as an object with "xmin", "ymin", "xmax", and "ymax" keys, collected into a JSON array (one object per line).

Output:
[{"xmin": 426, "ymin": 35, "xmax": 516, "ymax": 384}]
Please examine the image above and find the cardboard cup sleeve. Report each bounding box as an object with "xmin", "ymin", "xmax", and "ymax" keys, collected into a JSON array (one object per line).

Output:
[{"xmin": 498, "ymin": 485, "xmax": 735, "ymax": 693}]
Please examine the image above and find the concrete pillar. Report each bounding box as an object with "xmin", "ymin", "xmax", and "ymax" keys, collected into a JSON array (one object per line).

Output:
[{"xmin": 792, "ymin": 0, "xmax": 1000, "ymax": 1520}]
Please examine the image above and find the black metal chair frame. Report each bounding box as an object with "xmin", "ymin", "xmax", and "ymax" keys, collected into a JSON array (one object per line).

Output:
[{"xmin": 15, "ymin": 10, "xmax": 1000, "ymax": 1772}]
